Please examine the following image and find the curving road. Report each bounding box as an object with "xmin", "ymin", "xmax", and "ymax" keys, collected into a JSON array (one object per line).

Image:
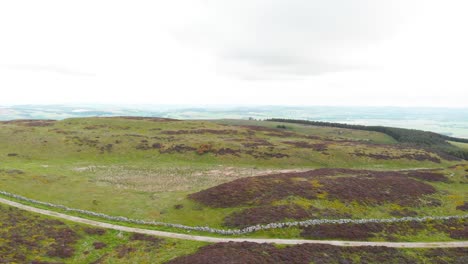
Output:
[{"xmin": 1, "ymin": 197, "xmax": 467, "ymax": 248}]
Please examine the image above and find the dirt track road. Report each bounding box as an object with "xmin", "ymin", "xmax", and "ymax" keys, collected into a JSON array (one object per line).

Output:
[{"xmin": 1, "ymin": 197, "xmax": 467, "ymax": 248}]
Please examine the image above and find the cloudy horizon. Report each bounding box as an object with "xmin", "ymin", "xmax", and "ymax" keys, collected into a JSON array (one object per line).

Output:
[{"xmin": 1, "ymin": 0, "xmax": 467, "ymax": 107}]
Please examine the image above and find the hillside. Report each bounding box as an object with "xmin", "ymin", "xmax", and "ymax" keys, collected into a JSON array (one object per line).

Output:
[
  {"xmin": 267, "ymin": 118, "xmax": 468, "ymax": 160},
  {"xmin": 0, "ymin": 117, "xmax": 466, "ymax": 240},
  {"xmin": 2, "ymin": 203, "xmax": 467, "ymax": 263},
  {"xmin": 0, "ymin": 116, "xmax": 467, "ymax": 262}
]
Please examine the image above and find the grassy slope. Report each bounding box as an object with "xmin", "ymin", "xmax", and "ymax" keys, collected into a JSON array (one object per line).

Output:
[
  {"xmin": 450, "ymin": 140, "xmax": 468, "ymax": 151},
  {"xmin": 0, "ymin": 117, "xmax": 465, "ymax": 234},
  {"xmin": 0, "ymin": 203, "xmax": 205, "ymax": 263},
  {"xmin": 2, "ymin": 203, "xmax": 466, "ymax": 264},
  {"xmin": 266, "ymin": 118, "xmax": 468, "ymax": 160},
  {"xmin": 214, "ymin": 119, "xmax": 398, "ymax": 144}
]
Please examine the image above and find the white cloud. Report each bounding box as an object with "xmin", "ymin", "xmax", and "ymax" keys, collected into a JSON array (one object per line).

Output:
[
  {"xmin": 175, "ymin": 0, "xmax": 408, "ymax": 78},
  {"xmin": 0, "ymin": 0, "xmax": 467, "ymax": 107}
]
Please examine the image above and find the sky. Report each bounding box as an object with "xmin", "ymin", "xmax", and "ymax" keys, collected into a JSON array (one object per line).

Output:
[{"xmin": 0, "ymin": 0, "xmax": 467, "ymax": 107}]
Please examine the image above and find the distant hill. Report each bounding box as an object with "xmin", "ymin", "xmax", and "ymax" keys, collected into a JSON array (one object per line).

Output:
[
  {"xmin": 1, "ymin": 105, "xmax": 468, "ymax": 138},
  {"xmin": 268, "ymin": 118, "xmax": 468, "ymax": 160}
]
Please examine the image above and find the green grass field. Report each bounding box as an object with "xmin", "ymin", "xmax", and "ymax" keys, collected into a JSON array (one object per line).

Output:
[
  {"xmin": 0, "ymin": 117, "xmax": 466, "ymax": 238},
  {"xmin": 450, "ymin": 140, "xmax": 468, "ymax": 151}
]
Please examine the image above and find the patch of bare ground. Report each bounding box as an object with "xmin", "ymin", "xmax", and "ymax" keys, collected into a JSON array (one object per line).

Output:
[{"xmin": 93, "ymin": 166, "xmax": 307, "ymax": 192}]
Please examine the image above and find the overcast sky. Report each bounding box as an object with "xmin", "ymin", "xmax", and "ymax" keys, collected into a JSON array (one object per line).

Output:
[{"xmin": 0, "ymin": 0, "xmax": 467, "ymax": 107}]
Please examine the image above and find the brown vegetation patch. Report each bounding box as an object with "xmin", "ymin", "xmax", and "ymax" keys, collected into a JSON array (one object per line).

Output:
[
  {"xmin": 136, "ymin": 140, "xmax": 167, "ymax": 151},
  {"xmin": 308, "ymin": 206, "xmax": 353, "ymax": 219},
  {"xmin": 159, "ymin": 144, "xmax": 197, "ymax": 154},
  {"xmin": 84, "ymin": 124, "xmax": 130, "ymax": 130},
  {"xmin": 224, "ymin": 205, "xmax": 310, "ymax": 228},
  {"xmin": 196, "ymin": 144, "xmax": 213, "ymax": 155},
  {"xmin": 135, "ymin": 142, "xmax": 151, "ymax": 150},
  {"xmin": 241, "ymin": 125, "xmax": 285, "ymax": 133},
  {"xmin": 0, "ymin": 169, "xmax": 24, "ymax": 175},
  {"xmin": 420, "ymin": 197, "xmax": 443, "ymax": 207},
  {"xmin": 264, "ymin": 131, "xmax": 300, "ymax": 138},
  {"xmin": 124, "ymin": 133, "xmax": 148, "ymax": 138},
  {"xmin": 166, "ymin": 241, "xmax": 468, "ymax": 264},
  {"xmin": 0, "ymin": 205, "xmax": 80, "ymax": 262},
  {"xmin": 242, "ymin": 138, "xmax": 274, "ymax": 148},
  {"xmin": 448, "ymin": 164, "xmax": 466, "ymax": 169},
  {"xmin": 137, "ymin": 141, "xmax": 283, "ymax": 158},
  {"xmin": 240, "ymin": 125, "xmax": 303, "ymax": 138},
  {"xmin": 456, "ymin": 202, "xmax": 468, "ymax": 211},
  {"xmin": 405, "ymin": 171, "xmax": 448, "ymax": 182},
  {"xmin": 448, "ymin": 225, "xmax": 468, "ymax": 239},
  {"xmin": 215, "ymin": 148, "xmax": 242, "ymax": 156},
  {"xmin": 83, "ymin": 227, "xmax": 106, "ymax": 236},
  {"xmin": 353, "ymin": 151, "xmax": 441, "ymax": 163},
  {"xmin": 31, "ymin": 261, "xmax": 64, "ymax": 264},
  {"xmin": 48, "ymin": 128, "xmax": 77, "ymax": 135},
  {"xmin": 161, "ymin": 129, "xmax": 238, "ymax": 135},
  {"xmin": 130, "ymin": 233, "xmax": 164, "ymax": 246},
  {"xmin": 45, "ymin": 227, "xmax": 79, "ymax": 258},
  {"xmin": 189, "ymin": 169, "xmax": 437, "ymax": 208},
  {"xmin": 67, "ymin": 136, "xmax": 100, "ymax": 148},
  {"xmin": 282, "ymin": 141, "xmax": 328, "ymax": 151},
  {"xmin": 130, "ymin": 233, "xmax": 164, "ymax": 252},
  {"xmin": 1, "ymin": 119, "xmax": 56, "ymax": 127},
  {"xmin": 99, "ymin": 144, "xmax": 113, "ymax": 153},
  {"xmin": 115, "ymin": 245, "xmax": 136, "ymax": 258},
  {"xmin": 244, "ymin": 150, "xmax": 289, "ymax": 159},
  {"xmin": 152, "ymin": 142, "xmax": 163, "ymax": 149},
  {"xmin": 174, "ymin": 204, "xmax": 184, "ymax": 210},
  {"xmin": 93, "ymin": 242, "xmax": 107, "ymax": 250},
  {"xmin": 104, "ymin": 116, "xmax": 179, "ymax": 122},
  {"xmin": 224, "ymin": 205, "xmax": 351, "ymax": 228},
  {"xmin": 301, "ymin": 222, "xmax": 398, "ymax": 240},
  {"xmin": 319, "ymin": 176, "xmax": 435, "ymax": 206},
  {"xmin": 301, "ymin": 218, "xmax": 467, "ymax": 241},
  {"xmin": 389, "ymin": 209, "xmax": 418, "ymax": 217}
]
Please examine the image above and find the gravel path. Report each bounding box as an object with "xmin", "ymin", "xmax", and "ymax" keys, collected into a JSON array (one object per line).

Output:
[{"xmin": 1, "ymin": 197, "xmax": 467, "ymax": 248}]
